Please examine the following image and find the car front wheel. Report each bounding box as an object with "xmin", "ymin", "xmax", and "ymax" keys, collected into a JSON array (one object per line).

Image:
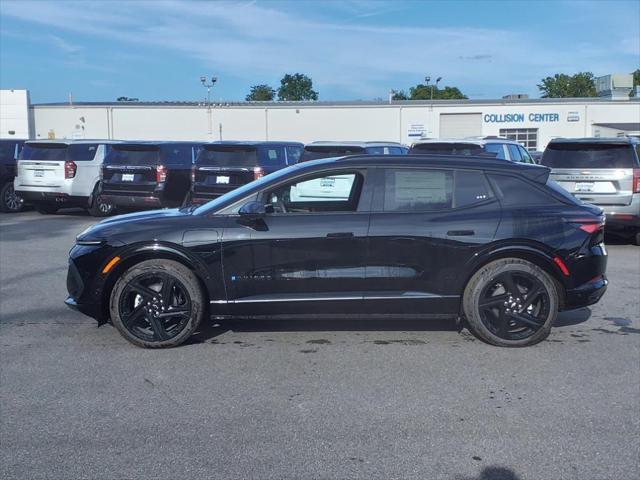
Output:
[
  {"xmin": 0, "ymin": 182, "xmax": 24, "ymax": 213},
  {"xmin": 109, "ymin": 259, "xmax": 204, "ymax": 348},
  {"xmin": 463, "ymin": 258, "xmax": 559, "ymax": 347}
]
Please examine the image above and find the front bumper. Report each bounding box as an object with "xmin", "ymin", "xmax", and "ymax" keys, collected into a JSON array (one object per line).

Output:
[{"xmin": 564, "ymin": 275, "xmax": 608, "ymax": 310}]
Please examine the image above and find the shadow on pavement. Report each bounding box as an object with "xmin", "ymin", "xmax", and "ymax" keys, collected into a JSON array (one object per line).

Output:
[
  {"xmin": 458, "ymin": 466, "xmax": 521, "ymax": 480},
  {"xmin": 554, "ymin": 307, "xmax": 592, "ymax": 327}
]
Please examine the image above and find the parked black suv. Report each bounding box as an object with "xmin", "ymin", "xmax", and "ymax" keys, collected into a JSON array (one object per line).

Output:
[
  {"xmin": 67, "ymin": 154, "xmax": 607, "ymax": 349},
  {"xmin": 190, "ymin": 141, "xmax": 303, "ymax": 204},
  {"xmin": 410, "ymin": 137, "xmax": 535, "ymax": 163},
  {"xmin": 300, "ymin": 141, "xmax": 407, "ymax": 162},
  {"xmin": 0, "ymin": 139, "xmax": 25, "ymax": 213},
  {"xmin": 101, "ymin": 142, "xmax": 201, "ymax": 210}
]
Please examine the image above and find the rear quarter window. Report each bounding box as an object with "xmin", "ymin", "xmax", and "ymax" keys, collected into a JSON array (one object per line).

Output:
[
  {"xmin": 542, "ymin": 143, "xmax": 637, "ymax": 169},
  {"xmin": 489, "ymin": 174, "xmax": 559, "ymax": 206}
]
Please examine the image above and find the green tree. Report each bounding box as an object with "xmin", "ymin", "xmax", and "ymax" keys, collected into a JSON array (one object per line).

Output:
[
  {"xmin": 116, "ymin": 96, "xmax": 139, "ymax": 102},
  {"xmin": 277, "ymin": 73, "xmax": 318, "ymax": 101},
  {"xmin": 245, "ymin": 84, "xmax": 276, "ymax": 101},
  {"xmin": 537, "ymin": 72, "xmax": 597, "ymax": 98},
  {"xmin": 393, "ymin": 83, "xmax": 467, "ymax": 100},
  {"xmin": 391, "ymin": 89, "xmax": 409, "ymax": 100},
  {"xmin": 631, "ymin": 68, "xmax": 640, "ymax": 97}
]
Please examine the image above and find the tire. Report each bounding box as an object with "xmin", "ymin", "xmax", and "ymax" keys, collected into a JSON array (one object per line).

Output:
[
  {"xmin": 0, "ymin": 182, "xmax": 23, "ymax": 213},
  {"xmin": 35, "ymin": 204, "xmax": 59, "ymax": 215},
  {"xmin": 88, "ymin": 185, "xmax": 115, "ymax": 217},
  {"xmin": 109, "ymin": 259, "xmax": 204, "ymax": 348},
  {"xmin": 633, "ymin": 230, "xmax": 640, "ymax": 246},
  {"xmin": 463, "ymin": 258, "xmax": 559, "ymax": 347}
]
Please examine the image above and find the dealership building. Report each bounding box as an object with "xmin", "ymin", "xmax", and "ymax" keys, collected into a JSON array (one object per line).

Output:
[{"xmin": 2, "ymin": 85, "xmax": 639, "ymax": 151}]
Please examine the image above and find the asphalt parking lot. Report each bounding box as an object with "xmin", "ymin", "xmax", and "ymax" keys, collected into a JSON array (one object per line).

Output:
[{"xmin": 1, "ymin": 209, "xmax": 639, "ymax": 480}]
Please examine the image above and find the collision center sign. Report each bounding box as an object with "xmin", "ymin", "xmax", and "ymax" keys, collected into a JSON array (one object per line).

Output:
[{"xmin": 483, "ymin": 113, "xmax": 560, "ymax": 123}]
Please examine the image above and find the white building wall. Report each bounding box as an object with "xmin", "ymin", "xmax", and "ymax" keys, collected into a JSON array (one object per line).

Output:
[
  {"xmin": 29, "ymin": 98, "xmax": 640, "ymax": 151},
  {"xmin": 0, "ymin": 89, "xmax": 30, "ymax": 139}
]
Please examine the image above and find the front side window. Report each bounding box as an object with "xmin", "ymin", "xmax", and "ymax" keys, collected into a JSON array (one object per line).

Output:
[
  {"xmin": 264, "ymin": 171, "xmax": 363, "ymax": 214},
  {"xmin": 518, "ymin": 146, "xmax": 534, "ymax": 163},
  {"xmin": 484, "ymin": 143, "xmax": 507, "ymax": 160},
  {"xmin": 507, "ymin": 144, "xmax": 523, "ymax": 162},
  {"xmin": 285, "ymin": 146, "xmax": 303, "ymax": 165}
]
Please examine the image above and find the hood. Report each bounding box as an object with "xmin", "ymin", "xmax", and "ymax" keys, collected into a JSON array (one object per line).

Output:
[{"xmin": 77, "ymin": 208, "xmax": 195, "ymax": 245}]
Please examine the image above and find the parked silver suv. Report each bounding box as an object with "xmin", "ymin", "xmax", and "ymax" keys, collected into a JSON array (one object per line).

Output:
[{"xmin": 542, "ymin": 137, "xmax": 640, "ymax": 245}]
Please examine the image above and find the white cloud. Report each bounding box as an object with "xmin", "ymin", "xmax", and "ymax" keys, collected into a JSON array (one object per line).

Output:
[{"xmin": 1, "ymin": 0, "xmax": 638, "ymax": 99}]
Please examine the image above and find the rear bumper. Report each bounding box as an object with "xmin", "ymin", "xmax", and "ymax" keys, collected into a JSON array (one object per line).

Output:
[
  {"xmin": 102, "ymin": 193, "xmax": 166, "ymax": 208},
  {"xmin": 600, "ymin": 197, "xmax": 640, "ymax": 229},
  {"xmin": 16, "ymin": 190, "xmax": 88, "ymax": 206},
  {"xmin": 564, "ymin": 275, "xmax": 608, "ymax": 310}
]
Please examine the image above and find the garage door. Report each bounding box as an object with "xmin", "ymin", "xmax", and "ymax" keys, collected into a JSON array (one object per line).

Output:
[{"xmin": 439, "ymin": 113, "xmax": 482, "ymax": 138}]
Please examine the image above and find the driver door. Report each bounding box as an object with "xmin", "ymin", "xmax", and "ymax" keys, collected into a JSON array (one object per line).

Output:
[{"xmin": 222, "ymin": 168, "xmax": 373, "ymax": 310}]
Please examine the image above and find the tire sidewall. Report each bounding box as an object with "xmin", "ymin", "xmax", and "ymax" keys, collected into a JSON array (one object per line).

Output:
[
  {"xmin": 0, "ymin": 182, "xmax": 23, "ymax": 213},
  {"xmin": 109, "ymin": 260, "xmax": 204, "ymax": 348},
  {"xmin": 463, "ymin": 258, "xmax": 559, "ymax": 347}
]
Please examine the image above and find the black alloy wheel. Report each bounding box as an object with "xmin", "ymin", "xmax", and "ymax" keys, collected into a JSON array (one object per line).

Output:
[
  {"xmin": 110, "ymin": 260, "xmax": 204, "ymax": 348},
  {"xmin": 463, "ymin": 258, "xmax": 558, "ymax": 347},
  {"xmin": 0, "ymin": 182, "xmax": 24, "ymax": 213}
]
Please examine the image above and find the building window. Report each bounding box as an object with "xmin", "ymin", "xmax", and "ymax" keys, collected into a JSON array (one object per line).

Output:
[{"xmin": 499, "ymin": 128, "xmax": 538, "ymax": 151}]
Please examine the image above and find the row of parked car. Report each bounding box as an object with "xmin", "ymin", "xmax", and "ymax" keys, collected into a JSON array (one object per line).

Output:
[{"xmin": 1, "ymin": 135, "xmax": 638, "ymax": 243}]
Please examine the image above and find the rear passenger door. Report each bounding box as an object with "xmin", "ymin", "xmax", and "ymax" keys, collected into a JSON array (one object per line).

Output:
[{"xmin": 365, "ymin": 167, "xmax": 501, "ymax": 313}]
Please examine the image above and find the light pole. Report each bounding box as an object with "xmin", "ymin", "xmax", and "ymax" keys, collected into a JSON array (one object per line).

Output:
[
  {"xmin": 200, "ymin": 76, "xmax": 217, "ymax": 138},
  {"xmin": 426, "ymin": 76, "xmax": 442, "ymax": 100}
]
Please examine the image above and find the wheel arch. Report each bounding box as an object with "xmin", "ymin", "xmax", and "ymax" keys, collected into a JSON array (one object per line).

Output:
[
  {"xmin": 99, "ymin": 243, "xmax": 214, "ymax": 321},
  {"xmin": 460, "ymin": 245, "xmax": 567, "ymax": 311}
]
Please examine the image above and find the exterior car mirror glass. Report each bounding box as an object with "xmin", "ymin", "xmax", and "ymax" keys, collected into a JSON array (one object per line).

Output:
[{"xmin": 238, "ymin": 201, "xmax": 266, "ymax": 216}]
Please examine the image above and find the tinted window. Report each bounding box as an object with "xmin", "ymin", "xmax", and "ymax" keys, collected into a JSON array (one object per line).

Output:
[
  {"xmin": 484, "ymin": 143, "xmax": 506, "ymax": 160},
  {"xmin": 507, "ymin": 144, "xmax": 522, "ymax": 162},
  {"xmin": 258, "ymin": 146, "xmax": 285, "ymax": 167},
  {"xmin": 0, "ymin": 141, "xmax": 18, "ymax": 163},
  {"xmin": 384, "ymin": 169, "xmax": 453, "ymax": 211},
  {"xmin": 67, "ymin": 144, "xmax": 98, "ymax": 161},
  {"xmin": 365, "ymin": 146, "xmax": 402, "ymax": 155},
  {"xmin": 197, "ymin": 146, "xmax": 258, "ymax": 167},
  {"xmin": 454, "ymin": 170, "xmax": 493, "ymax": 207},
  {"xmin": 160, "ymin": 145, "xmax": 194, "ymax": 166},
  {"xmin": 107, "ymin": 145, "xmax": 160, "ymax": 165},
  {"xmin": 285, "ymin": 146, "xmax": 303, "ymax": 165},
  {"xmin": 265, "ymin": 171, "xmax": 362, "ymax": 213},
  {"xmin": 518, "ymin": 146, "xmax": 534, "ymax": 164},
  {"xmin": 300, "ymin": 146, "xmax": 366, "ymax": 162},
  {"xmin": 20, "ymin": 144, "xmax": 68, "ymax": 161},
  {"xmin": 489, "ymin": 174, "xmax": 557, "ymax": 206},
  {"xmin": 542, "ymin": 143, "xmax": 637, "ymax": 169},
  {"xmin": 410, "ymin": 143, "xmax": 483, "ymax": 156}
]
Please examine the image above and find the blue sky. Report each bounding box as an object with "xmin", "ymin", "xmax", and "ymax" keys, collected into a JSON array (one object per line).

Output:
[{"xmin": 1, "ymin": 0, "xmax": 638, "ymax": 103}]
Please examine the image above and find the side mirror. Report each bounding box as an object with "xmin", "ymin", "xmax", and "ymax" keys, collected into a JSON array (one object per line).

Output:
[{"xmin": 238, "ymin": 201, "xmax": 266, "ymax": 217}]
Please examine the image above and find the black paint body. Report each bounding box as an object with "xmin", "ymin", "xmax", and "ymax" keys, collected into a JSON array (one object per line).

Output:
[{"xmin": 67, "ymin": 155, "xmax": 608, "ymax": 324}]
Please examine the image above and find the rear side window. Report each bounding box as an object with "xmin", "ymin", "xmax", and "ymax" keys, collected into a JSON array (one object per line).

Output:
[
  {"xmin": 489, "ymin": 174, "xmax": 557, "ymax": 206},
  {"xmin": 384, "ymin": 169, "xmax": 453, "ymax": 211},
  {"xmin": 410, "ymin": 143, "xmax": 483, "ymax": 156},
  {"xmin": 542, "ymin": 143, "xmax": 637, "ymax": 169},
  {"xmin": 484, "ymin": 143, "xmax": 507, "ymax": 160},
  {"xmin": 67, "ymin": 144, "xmax": 98, "ymax": 161},
  {"xmin": 161, "ymin": 145, "xmax": 194, "ymax": 166},
  {"xmin": 197, "ymin": 146, "xmax": 258, "ymax": 167},
  {"xmin": 258, "ymin": 146, "xmax": 285, "ymax": 167},
  {"xmin": 300, "ymin": 146, "xmax": 366, "ymax": 162}
]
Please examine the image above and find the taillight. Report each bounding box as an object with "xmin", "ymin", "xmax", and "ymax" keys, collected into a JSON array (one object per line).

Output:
[
  {"xmin": 553, "ymin": 256, "xmax": 570, "ymax": 276},
  {"xmin": 579, "ymin": 224, "xmax": 600, "ymax": 234},
  {"xmin": 191, "ymin": 165, "xmax": 196, "ymax": 183},
  {"xmin": 253, "ymin": 166, "xmax": 264, "ymax": 180},
  {"xmin": 156, "ymin": 165, "xmax": 167, "ymax": 183},
  {"xmin": 99, "ymin": 166, "xmax": 104, "ymax": 181},
  {"xmin": 64, "ymin": 160, "xmax": 77, "ymax": 179},
  {"xmin": 633, "ymin": 168, "xmax": 640, "ymax": 193}
]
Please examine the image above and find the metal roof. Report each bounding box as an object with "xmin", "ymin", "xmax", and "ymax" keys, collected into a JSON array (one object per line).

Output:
[{"xmin": 592, "ymin": 123, "xmax": 640, "ymax": 131}]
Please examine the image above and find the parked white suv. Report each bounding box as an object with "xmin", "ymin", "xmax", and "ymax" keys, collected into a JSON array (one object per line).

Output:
[{"xmin": 15, "ymin": 140, "xmax": 118, "ymax": 216}]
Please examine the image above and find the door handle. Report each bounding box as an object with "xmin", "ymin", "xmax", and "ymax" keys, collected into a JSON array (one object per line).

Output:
[
  {"xmin": 447, "ymin": 230, "xmax": 475, "ymax": 236},
  {"xmin": 326, "ymin": 232, "xmax": 354, "ymax": 238}
]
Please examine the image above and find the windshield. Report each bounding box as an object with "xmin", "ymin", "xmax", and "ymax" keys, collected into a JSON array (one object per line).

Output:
[
  {"xmin": 106, "ymin": 145, "xmax": 160, "ymax": 165},
  {"xmin": 411, "ymin": 143, "xmax": 483, "ymax": 155},
  {"xmin": 193, "ymin": 163, "xmax": 301, "ymax": 215},
  {"xmin": 197, "ymin": 146, "xmax": 258, "ymax": 167},
  {"xmin": 300, "ymin": 146, "xmax": 365, "ymax": 162},
  {"xmin": 542, "ymin": 144, "xmax": 637, "ymax": 169}
]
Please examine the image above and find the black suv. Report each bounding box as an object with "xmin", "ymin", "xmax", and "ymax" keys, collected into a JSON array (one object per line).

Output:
[
  {"xmin": 67, "ymin": 155, "xmax": 607, "ymax": 349},
  {"xmin": 101, "ymin": 142, "xmax": 201, "ymax": 210},
  {"xmin": 190, "ymin": 141, "xmax": 303, "ymax": 204},
  {"xmin": 410, "ymin": 137, "xmax": 535, "ymax": 163},
  {"xmin": 0, "ymin": 139, "xmax": 25, "ymax": 213},
  {"xmin": 300, "ymin": 141, "xmax": 407, "ymax": 162}
]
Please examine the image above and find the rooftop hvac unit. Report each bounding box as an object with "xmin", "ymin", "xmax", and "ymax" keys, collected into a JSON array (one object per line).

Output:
[{"xmin": 596, "ymin": 74, "xmax": 633, "ymax": 100}]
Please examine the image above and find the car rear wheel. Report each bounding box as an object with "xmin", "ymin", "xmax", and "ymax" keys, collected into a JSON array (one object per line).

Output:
[
  {"xmin": 88, "ymin": 186, "xmax": 115, "ymax": 217},
  {"xmin": 633, "ymin": 230, "xmax": 640, "ymax": 246},
  {"xmin": 0, "ymin": 182, "xmax": 24, "ymax": 213},
  {"xmin": 35, "ymin": 204, "xmax": 59, "ymax": 214},
  {"xmin": 110, "ymin": 259, "xmax": 204, "ymax": 348},
  {"xmin": 463, "ymin": 258, "xmax": 558, "ymax": 347}
]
